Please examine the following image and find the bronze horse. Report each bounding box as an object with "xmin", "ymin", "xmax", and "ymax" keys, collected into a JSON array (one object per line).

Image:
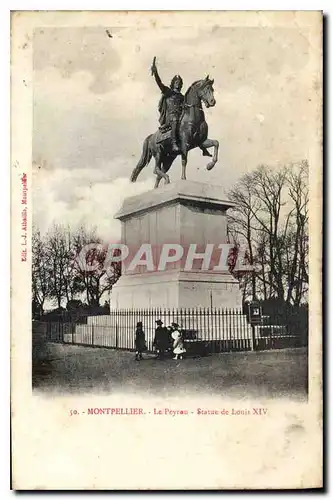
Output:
[{"xmin": 130, "ymin": 76, "xmax": 219, "ymax": 188}]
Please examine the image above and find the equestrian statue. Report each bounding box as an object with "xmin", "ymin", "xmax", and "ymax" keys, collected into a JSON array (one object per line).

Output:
[{"xmin": 130, "ymin": 57, "xmax": 219, "ymax": 189}]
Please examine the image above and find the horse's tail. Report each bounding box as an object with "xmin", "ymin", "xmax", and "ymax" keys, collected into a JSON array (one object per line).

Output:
[{"xmin": 130, "ymin": 134, "xmax": 153, "ymax": 182}]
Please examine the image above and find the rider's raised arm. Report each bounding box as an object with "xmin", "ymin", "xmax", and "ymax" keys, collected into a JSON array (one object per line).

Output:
[{"xmin": 152, "ymin": 66, "xmax": 168, "ymax": 94}]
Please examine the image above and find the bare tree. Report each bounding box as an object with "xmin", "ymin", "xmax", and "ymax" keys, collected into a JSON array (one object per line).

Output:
[
  {"xmin": 32, "ymin": 227, "xmax": 50, "ymax": 314},
  {"xmin": 228, "ymin": 173, "xmax": 262, "ymax": 300},
  {"xmin": 249, "ymin": 165, "xmax": 288, "ymax": 301},
  {"xmin": 45, "ymin": 225, "xmax": 69, "ymax": 308},
  {"xmin": 285, "ymin": 160, "xmax": 309, "ymax": 305},
  {"xmin": 61, "ymin": 227, "xmax": 85, "ymax": 304},
  {"xmin": 72, "ymin": 226, "xmax": 121, "ymax": 306},
  {"xmin": 228, "ymin": 162, "xmax": 309, "ymax": 305},
  {"xmin": 255, "ymin": 232, "xmax": 270, "ymax": 300},
  {"xmin": 32, "ymin": 221, "xmax": 122, "ymax": 310}
]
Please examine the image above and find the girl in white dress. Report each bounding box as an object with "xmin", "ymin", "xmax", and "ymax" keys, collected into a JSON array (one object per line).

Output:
[{"xmin": 171, "ymin": 322, "xmax": 186, "ymax": 360}]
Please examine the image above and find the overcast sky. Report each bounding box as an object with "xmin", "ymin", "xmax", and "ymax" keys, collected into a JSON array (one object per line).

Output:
[{"xmin": 32, "ymin": 23, "xmax": 318, "ymax": 240}]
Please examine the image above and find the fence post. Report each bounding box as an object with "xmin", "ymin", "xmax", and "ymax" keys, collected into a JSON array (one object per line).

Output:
[
  {"xmin": 91, "ymin": 324, "xmax": 94, "ymax": 346},
  {"xmin": 251, "ymin": 324, "xmax": 256, "ymax": 351}
]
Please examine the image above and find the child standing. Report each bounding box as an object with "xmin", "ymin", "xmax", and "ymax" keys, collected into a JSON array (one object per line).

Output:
[
  {"xmin": 171, "ymin": 322, "xmax": 186, "ymax": 360},
  {"xmin": 135, "ymin": 322, "xmax": 146, "ymax": 361}
]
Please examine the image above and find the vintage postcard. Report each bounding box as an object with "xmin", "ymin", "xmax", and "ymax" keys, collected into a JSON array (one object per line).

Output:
[{"xmin": 11, "ymin": 11, "xmax": 322, "ymax": 490}]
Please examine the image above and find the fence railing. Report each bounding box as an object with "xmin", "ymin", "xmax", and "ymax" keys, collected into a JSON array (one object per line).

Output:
[{"xmin": 33, "ymin": 306, "xmax": 307, "ymax": 355}]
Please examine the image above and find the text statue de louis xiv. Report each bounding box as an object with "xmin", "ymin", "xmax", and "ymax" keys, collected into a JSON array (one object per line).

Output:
[{"xmin": 130, "ymin": 57, "xmax": 219, "ymax": 188}]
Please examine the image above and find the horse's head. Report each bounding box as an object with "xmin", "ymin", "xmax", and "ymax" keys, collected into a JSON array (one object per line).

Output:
[{"xmin": 198, "ymin": 75, "xmax": 216, "ymax": 108}]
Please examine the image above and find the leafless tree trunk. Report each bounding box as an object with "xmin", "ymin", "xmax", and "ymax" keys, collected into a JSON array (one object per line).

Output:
[
  {"xmin": 285, "ymin": 161, "xmax": 309, "ymax": 305},
  {"xmin": 46, "ymin": 225, "xmax": 69, "ymax": 308},
  {"xmin": 228, "ymin": 176, "xmax": 261, "ymax": 301},
  {"xmin": 32, "ymin": 228, "xmax": 50, "ymax": 314}
]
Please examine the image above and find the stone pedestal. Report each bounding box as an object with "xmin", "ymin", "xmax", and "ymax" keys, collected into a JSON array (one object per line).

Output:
[{"xmin": 111, "ymin": 180, "xmax": 242, "ymax": 309}]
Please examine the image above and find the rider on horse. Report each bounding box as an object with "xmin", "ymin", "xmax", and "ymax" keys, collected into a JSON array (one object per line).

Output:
[
  {"xmin": 151, "ymin": 57, "xmax": 183, "ymax": 153},
  {"xmin": 151, "ymin": 57, "xmax": 211, "ymax": 157}
]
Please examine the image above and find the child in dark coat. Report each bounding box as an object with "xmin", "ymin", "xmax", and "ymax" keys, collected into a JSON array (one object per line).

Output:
[
  {"xmin": 135, "ymin": 322, "xmax": 146, "ymax": 361},
  {"xmin": 153, "ymin": 319, "xmax": 168, "ymax": 359}
]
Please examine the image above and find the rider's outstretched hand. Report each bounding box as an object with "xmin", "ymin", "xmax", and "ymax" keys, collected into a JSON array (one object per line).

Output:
[{"xmin": 151, "ymin": 56, "xmax": 157, "ymax": 75}]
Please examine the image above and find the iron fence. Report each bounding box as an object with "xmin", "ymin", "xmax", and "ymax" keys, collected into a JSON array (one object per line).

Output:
[{"xmin": 34, "ymin": 306, "xmax": 307, "ymax": 355}]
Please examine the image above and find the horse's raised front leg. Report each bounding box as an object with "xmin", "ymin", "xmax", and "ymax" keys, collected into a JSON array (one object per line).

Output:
[
  {"xmin": 201, "ymin": 138, "xmax": 219, "ymax": 170},
  {"xmin": 199, "ymin": 146, "xmax": 212, "ymax": 157}
]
